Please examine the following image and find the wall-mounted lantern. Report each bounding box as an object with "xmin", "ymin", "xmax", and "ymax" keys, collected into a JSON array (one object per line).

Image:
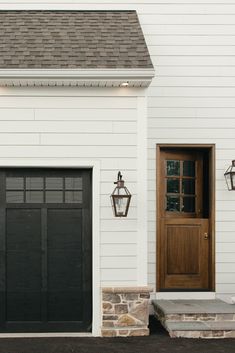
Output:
[
  {"xmin": 224, "ymin": 160, "xmax": 235, "ymax": 190},
  {"xmin": 110, "ymin": 171, "xmax": 131, "ymax": 217}
]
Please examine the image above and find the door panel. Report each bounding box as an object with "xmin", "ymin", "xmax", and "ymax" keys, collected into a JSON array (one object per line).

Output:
[
  {"xmin": 47, "ymin": 209, "xmax": 83, "ymax": 322},
  {"xmin": 160, "ymin": 218, "xmax": 209, "ymax": 289},
  {"xmin": 6, "ymin": 209, "xmax": 41, "ymax": 322},
  {"xmin": 158, "ymin": 148, "xmax": 211, "ymax": 291}
]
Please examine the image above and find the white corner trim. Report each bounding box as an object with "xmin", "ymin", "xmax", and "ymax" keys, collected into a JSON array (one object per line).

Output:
[
  {"xmin": 0, "ymin": 158, "xmax": 101, "ymax": 337},
  {"xmin": 0, "ymin": 69, "xmax": 155, "ymax": 88},
  {"xmin": 137, "ymin": 95, "xmax": 148, "ymax": 286}
]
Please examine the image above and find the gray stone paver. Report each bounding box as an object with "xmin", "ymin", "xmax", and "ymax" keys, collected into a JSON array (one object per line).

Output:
[{"xmin": 153, "ymin": 299, "xmax": 235, "ymax": 314}]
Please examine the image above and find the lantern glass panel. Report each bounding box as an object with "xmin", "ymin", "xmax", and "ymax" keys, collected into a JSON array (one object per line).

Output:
[
  {"xmin": 113, "ymin": 195, "xmax": 129, "ymax": 217},
  {"xmin": 225, "ymin": 173, "xmax": 232, "ymax": 190},
  {"xmin": 231, "ymin": 173, "xmax": 235, "ymax": 190}
]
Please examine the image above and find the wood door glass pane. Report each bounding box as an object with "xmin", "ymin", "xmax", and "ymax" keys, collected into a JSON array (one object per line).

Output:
[
  {"xmin": 166, "ymin": 196, "xmax": 180, "ymax": 212},
  {"xmin": 183, "ymin": 197, "xmax": 195, "ymax": 213},
  {"xmin": 183, "ymin": 161, "xmax": 195, "ymax": 177},
  {"xmin": 167, "ymin": 179, "xmax": 180, "ymax": 193},
  {"xmin": 166, "ymin": 161, "xmax": 180, "ymax": 176},
  {"xmin": 182, "ymin": 179, "xmax": 195, "ymax": 195}
]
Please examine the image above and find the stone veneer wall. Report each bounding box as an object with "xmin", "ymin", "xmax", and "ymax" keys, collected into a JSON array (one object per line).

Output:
[{"xmin": 101, "ymin": 286, "xmax": 153, "ymax": 337}]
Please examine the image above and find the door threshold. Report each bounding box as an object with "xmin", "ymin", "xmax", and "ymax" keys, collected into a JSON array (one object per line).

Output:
[
  {"xmin": 154, "ymin": 292, "xmax": 216, "ymax": 300},
  {"xmin": 0, "ymin": 332, "xmax": 93, "ymax": 338}
]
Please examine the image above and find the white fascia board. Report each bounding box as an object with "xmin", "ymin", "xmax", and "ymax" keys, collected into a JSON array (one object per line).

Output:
[
  {"xmin": 0, "ymin": 68, "xmax": 155, "ymax": 87},
  {"xmin": 0, "ymin": 68, "xmax": 155, "ymax": 80}
]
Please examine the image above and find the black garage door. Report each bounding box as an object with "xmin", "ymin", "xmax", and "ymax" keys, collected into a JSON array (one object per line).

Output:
[{"xmin": 0, "ymin": 168, "xmax": 92, "ymax": 332}]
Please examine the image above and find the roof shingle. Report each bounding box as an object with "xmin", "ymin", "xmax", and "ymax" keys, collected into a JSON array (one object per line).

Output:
[{"xmin": 0, "ymin": 10, "xmax": 153, "ymax": 69}]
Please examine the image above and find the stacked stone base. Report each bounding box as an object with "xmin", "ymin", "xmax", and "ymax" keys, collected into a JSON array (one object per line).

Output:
[{"xmin": 102, "ymin": 286, "xmax": 152, "ymax": 337}]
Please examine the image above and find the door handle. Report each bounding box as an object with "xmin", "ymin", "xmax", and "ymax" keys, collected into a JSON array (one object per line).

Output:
[{"xmin": 204, "ymin": 232, "xmax": 209, "ymax": 240}]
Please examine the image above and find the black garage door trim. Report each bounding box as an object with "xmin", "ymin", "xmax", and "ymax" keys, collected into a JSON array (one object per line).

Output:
[{"xmin": 0, "ymin": 168, "xmax": 92, "ymax": 333}]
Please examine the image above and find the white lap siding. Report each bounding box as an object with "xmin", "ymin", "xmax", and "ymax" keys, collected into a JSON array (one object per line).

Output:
[
  {"xmin": 0, "ymin": 88, "xmax": 139, "ymax": 287},
  {"xmin": 2, "ymin": 0, "xmax": 235, "ymax": 299}
]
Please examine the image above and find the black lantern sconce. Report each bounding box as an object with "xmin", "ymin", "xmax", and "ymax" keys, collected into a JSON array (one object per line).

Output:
[
  {"xmin": 110, "ymin": 171, "xmax": 132, "ymax": 217},
  {"xmin": 224, "ymin": 160, "xmax": 235, "ymax": 190}
]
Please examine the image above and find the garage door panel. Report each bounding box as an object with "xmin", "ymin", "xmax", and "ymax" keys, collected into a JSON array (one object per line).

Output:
[
  {"xmin": 6, "ymin": 209, "xmax": 41, "ymax": 250},
  {"xmin": 47, "ymin": 209, "xmax": 83, "ymax": 322},
  {"xmin": 6, "ymin": 209, "xmax": 41, "ymax": 322},
  {"xmin": 48, "ymin": 291, "xmax": 83, "ymax": 321},
  {"xmin": 7, "ymin": 291, "xmax": 41, "ymax": 322}
]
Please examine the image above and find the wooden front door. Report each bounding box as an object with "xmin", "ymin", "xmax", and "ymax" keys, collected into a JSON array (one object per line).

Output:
[
  {"xmin": 158, "ymin": 149, "xmax": 211, "ymax": 291},
  {"xmin": 0, "ymin": 168, "xmax": 92, "ymax": 332}
]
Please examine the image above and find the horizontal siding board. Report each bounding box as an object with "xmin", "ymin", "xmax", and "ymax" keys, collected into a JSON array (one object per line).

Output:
[
  {"xmin": 35, "ymin": 108, "xmax": 137, "ymax": 121},
  {"xmin": 101, "ymin": 257, "xmax": 136, "ymax": 269},
  {"xmin": 140, "ymin": 14, "xmax": 235, "ymax": 25},
  {"xmin": 149, "ymin": 118, "xmax": 235, "ymax": 128},
  {"xmin": 150, "ymin": 77, "xmax": 235, "ymax": 87},
  {"xmin": 142, "ymin": 24, "xmax": 235, "ymax": 36},
  {"xmin": 216, "ymin": 284, "xmax": 235, "ymax": 293},
  {"xmin": 101, "ymin": 244, "xmax": 137, "ymax": 257},
  {"xmin": 217, "ymin": 263, "xmax": 235, "ymax": 272},
  {"xmin": 148, "ymin": 129, "xmax": 235, "ymax": 139},
  {"xmin": 0, "ymin": 96, "xmax": 136, "ymax": 109},
  {"xmin": 101, "ymin": 232, "xmax": 137, "ymax": 244},
  {"xmin": 101, "ymin": 220, "xmax": 137, "ymax": 232},
  {"xmin": 0, "ymin": 146, "xmax": 136, "ymax": 158},
  {"xmin": 149, "ymin": 87, "xmax": 235, "ymax": 97},
  {"xmin": 41, "ymin": 133, "xmax": 137, "ymax": 146},
  {"xmin": 148, "ymin": 107, "xmax": 235, "ymax": 118},
  {"xmin": 0, "ymin": 133, "xmax": 40, "ymax": 145},
  {"xmin": 0, "ymin": 108, "xmax": 34, "ymax": 120},
  {"xmin": 0, "ymin": 121, "xmax": 113, "ymax": 133},
  {"xmin": 149, "ymin": 45, "xmax": 235, "ymax": 56},
  {"xmin": 101, "ymin": 269, "xmax": 137, "ymax": 281},
  {"xmin": 149, "ymin": 97, "xmax": 235, "ymax": 108},
  {"xmin": 146, "ymin": 35, "xmax": 235, "ymax": 46}
]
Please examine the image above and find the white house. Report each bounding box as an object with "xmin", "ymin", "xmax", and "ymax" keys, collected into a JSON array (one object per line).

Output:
[{"xmin": 0, "ymin": 0, "xmax": 234, "ymax": 339}]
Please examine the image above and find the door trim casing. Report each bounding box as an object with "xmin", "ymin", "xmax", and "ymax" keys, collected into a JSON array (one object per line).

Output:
[
  {"xmin": 0, "ymin": 158, "xmax": 101, "ymax": 337},
  {"xmin": 156, "ymin": 144, "xmax": 215, "ymax": 292}
]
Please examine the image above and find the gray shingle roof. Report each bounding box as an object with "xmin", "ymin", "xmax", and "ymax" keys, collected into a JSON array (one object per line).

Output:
[{"xmin": 0, "ymin": 10, "xmax": 153, "ymax": 69}]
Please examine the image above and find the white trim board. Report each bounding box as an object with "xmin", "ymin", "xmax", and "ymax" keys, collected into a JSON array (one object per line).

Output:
[
  {"xmin": 0, "ymin": 69, "xmax": 155, "ymax": 88},
  {"xmin": 0, "ymin": 158, "xmax": 101, "ymax": 337}
]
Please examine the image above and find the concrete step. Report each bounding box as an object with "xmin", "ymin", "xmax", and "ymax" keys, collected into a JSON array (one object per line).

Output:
[{"xmin": 152, "ymin": 299, "xmax": 235, "ymax": 338}]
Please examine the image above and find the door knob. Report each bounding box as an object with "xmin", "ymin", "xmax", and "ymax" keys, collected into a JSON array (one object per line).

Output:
[{"xmin": 204, "ymin": 232, "xmax": 209, "ymax": 240}]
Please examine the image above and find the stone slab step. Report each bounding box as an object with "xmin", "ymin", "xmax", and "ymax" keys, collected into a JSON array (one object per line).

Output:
[
  {"xmin": 152, "ymin": 299, "xmax": 235, "ymax": 322},
  {"xmin": 165, "ymin": 320, "xmax": 235, "ymax": 338}
]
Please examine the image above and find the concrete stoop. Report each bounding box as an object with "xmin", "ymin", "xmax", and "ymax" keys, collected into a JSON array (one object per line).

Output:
[{"xmin": 152, "ymin": 299, "xmax": 235, "ymax": 338}]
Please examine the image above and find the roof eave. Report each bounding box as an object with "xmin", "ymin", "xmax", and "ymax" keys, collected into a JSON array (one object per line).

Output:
[{"xmin": 0, "ymin": 68, "xmax": 155, "ymax": 88}]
